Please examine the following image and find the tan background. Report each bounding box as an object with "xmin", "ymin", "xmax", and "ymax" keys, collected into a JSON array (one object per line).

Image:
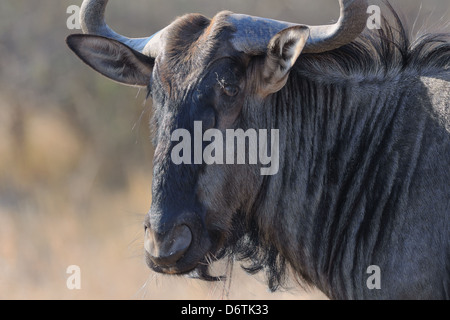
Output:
[{"xmin": 0, "ymin": 0, "xmax": 448, "ymax": 299}]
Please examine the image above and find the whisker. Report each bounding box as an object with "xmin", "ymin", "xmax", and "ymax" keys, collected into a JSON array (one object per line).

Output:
[
  {"xmin": 134, "ymin": 272, "xmax": 158, "ymax": 300},
  {"xmin": 205, "ymin": 253, "xmax": 214, "ymax": 267},
  {"xmin": 221, "ymin": 256, "xmax": 234, "ymax": 300},
  {"xmin": 207, "ymin": 273, "xmax": 223, "ymax": 299},
  {"xmin": 208, "ymin": 252, "xmax": 220, "ymax": 261},
  {"xmin": 132, "ymin": 98, "xmax": 152, "ymax": 144}
]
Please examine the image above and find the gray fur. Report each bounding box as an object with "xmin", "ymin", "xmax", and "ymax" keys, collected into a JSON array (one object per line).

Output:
[{"xmin": 67, "ymin": 1, "xmax": 450, "ymax": 299}]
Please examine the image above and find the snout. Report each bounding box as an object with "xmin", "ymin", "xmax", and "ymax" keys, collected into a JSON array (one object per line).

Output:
[
  {"xmin": 145, "ymin": 224, "xmax": 192, "ymax": 268},
  {"xmin": 144, "ymin": 209, "xmax": 215, "ymax": 275}
]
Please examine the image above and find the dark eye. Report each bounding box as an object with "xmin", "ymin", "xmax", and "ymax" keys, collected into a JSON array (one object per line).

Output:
[{"xmin": 223, "ymin": 85, "xmax": 239, "ymax": 97}]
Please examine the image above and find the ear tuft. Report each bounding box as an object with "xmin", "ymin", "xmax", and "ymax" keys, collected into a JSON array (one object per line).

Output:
[
  {"xmin": 260, "ymin": 26, "xmax": 310, "ymax": 96},
  {"xmin": 66, "ymin": 34, "xmax": 155, "ymax": 87}
]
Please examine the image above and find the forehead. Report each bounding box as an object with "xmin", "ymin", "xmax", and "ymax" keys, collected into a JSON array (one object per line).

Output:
[{"xmin": 155, "ymin": 11, "xmax": 237, "ymax": 89}]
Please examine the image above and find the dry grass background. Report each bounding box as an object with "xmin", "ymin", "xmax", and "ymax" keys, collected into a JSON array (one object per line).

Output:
[{"xmin": 0, "ymin": 0, "xmax": 448, "ymax": 300}]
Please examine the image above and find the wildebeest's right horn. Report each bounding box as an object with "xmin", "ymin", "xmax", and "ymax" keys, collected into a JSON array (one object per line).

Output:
[
  {"xmin": 80, "ymin": 0, "xmax": 164, "ymax": 58},
  {"xmin": 229, "ymin": 0, "xmax": 368, "ymax": 55},
  {"xmin": 305, "ymin": 0, "xmax": 368, "ymax": 53}
]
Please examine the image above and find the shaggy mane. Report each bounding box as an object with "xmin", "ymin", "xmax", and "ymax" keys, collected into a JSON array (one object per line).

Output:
[
  {"xmin": 217, "ymin": 2, "xmax": 450, "ymax": 292},
  {"xmin": 297, "ymin": 2, "xmax": 449, "ymax": 83}
]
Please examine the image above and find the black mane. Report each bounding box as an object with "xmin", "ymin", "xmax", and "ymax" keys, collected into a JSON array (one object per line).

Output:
[
  {"xmin": 298, "ymin": 2, "xmax": 449, "ymax": 83},
  {"xmin": 216, "ymin": 2, "xmax": 450, "ymax": 292}
]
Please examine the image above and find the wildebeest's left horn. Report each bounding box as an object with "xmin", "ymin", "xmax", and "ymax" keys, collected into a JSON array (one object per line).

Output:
[
  {"xmin": 229, "ymin": 0, "xmax": 368, "ymax": 55},
  {"xmin": 80, "ymin": 0, "xmax": 163, "ymax": 57}
]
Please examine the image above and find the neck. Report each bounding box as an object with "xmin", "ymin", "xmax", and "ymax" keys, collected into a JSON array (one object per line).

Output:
[{"xmin": 250, "ymin": 71, "xmax": 415, "ymax": 298}]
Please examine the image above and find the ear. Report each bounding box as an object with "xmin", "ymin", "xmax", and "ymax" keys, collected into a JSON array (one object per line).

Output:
[
  {"xmin": 66, "ymin": 34, "xmax": 155, "ymax": 87},
  {"xmin": 259, "ymin": 26, "xmax": 309, "ymax": 96}
]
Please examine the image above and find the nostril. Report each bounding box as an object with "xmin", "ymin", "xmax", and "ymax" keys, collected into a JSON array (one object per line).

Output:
[
  {"xmin": 145, "ymin": 225, "xmax": 192, "ymax": 266},
  {"xmin": 167, "ymin": 225, "xmax": 192, "ymax": 258}
]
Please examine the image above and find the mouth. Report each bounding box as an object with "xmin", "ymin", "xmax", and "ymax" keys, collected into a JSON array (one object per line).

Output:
[
  {"xmin": 145, "ymin": 228, "xmax": 229, "ymax": 282},
  {"xmin": 144, "ymin": 214, "xmax": 230, "ymax": 281},
  {"xmin": 145, "ymin": 251, "xmax": 225, "ymax": 282}
]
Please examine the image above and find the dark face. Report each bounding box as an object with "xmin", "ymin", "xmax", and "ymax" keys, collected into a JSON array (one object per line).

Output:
[
  {"xmin": 67, "ymin": 10, "xmax": 306, "ymax": 280},
  {"xmin": 143, "ymin": 34, "xmax": 259, "ymax": 278}
]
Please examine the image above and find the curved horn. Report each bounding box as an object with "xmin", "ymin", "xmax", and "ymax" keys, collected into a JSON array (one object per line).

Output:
[
  {"xmin": 80, "ymin": 0, "xmax": 163, "ymax": 57},
  {"xmin": 229, "ymin": 0, "xmax": 368, "ymax": 54}
]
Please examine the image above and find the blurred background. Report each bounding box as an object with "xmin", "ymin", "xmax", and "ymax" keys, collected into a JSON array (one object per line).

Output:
[{"xmin": 0, "ymin": 0, "xmax": 448, "ymax": 300}]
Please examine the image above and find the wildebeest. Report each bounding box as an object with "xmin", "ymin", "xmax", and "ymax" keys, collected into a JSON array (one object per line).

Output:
[{"xmin": 66, "ymin": 0, "xmax": 450, "ymax": 299}]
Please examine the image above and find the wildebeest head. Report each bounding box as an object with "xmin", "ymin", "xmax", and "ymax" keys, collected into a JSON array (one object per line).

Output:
[{"xmin": 66, "ymin": 0, "xmax": 368, "ymax": 280}]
